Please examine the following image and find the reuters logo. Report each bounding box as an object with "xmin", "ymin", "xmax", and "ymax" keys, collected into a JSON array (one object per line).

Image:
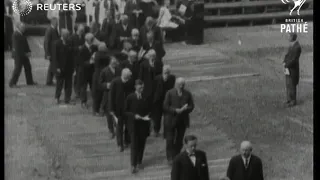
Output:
[{"xmin": 12, "ymin": 0, "xmax": 33, "ymax": 16}]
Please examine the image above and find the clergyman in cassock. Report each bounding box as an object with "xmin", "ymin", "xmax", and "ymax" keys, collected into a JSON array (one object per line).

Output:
[
  {"xmin": 125, "ymin": 79, "xmax": 152, "ymax": 174},
  {"xmin": 114, "ymin": 15, "xmax": 132, "ymax": 50},
  {"xmin": 124, "ymin": 0, "xmax": 143, "ymax": 29},
  {"xmin": 163, "ymin": 77, "xmax": 194, "ymax": 165},
  {"xmin": 109, "ymin": 68, "xmax": 132, "ymax": 152},
  {"xmin": 9, "ymin": 23, "xmax": 37, "ymax": 88},
  {"xmin": 101, "ymin": 11, "xmax": 115, "ymax": 48},
  {"xmin": 100, "ymin": 57, "xmax": 121, "ymax": 139},
  {"xmin": 283, "ymin": 33, "xmax": 301, "ymax": 107},
  {"xmin": 121, "ymin": 50, "xmax": 140, "ymax": 93},
  {"xmin": 77, "ymin": 33, "xmax": 98, "ymax": 108},
  {"xmin": 44, "ymin": 17, "xmax": 60, "ymax": 86},
  {"xmin": 152, "ymin": 65, "xmax": 175, "ymax": 137},
  {"xmin": 52, "ymin": 29, "xmax": 75, "ymax": 104},
  {"xmin": 129, "ymin": 28, "xmax": 142, "ymax": 52},
  {"xmin": 92, "ymin": 43, "xmax": 110, "ymax": 116},
  {"xmin": 171, "ymin": 135, "xmax": 210, "ymax": 180},
  {"xmin": 71, "ymin": 24, "xmax": 86, "ymax": 98}
]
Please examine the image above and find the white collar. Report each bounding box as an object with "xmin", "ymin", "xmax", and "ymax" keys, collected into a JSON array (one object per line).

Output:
[{"xmin": 242, "ymin": 155, "xmax": 251, "ymax": 165}]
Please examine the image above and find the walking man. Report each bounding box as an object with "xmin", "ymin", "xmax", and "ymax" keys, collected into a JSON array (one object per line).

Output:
[
  {"xmin": 171, "ymin": 135, "xmax": 210, "ymax": 180},
  {"xmin": 9, "ymin": 22, "xmax": 37, "ymax": 88},
  {"xmin": 52, "ymin": 29, "xmax": 74, "ymax": 104},
  {"xmin": 163, "ymin": 77, "xmax": 194, "ymax": 165},
  {"xmin": 44, "ymin": 17, "xmax": 60, "ymax": 86},
  {"xmin": 283, "ymin": 33, "xmax": 301, "ymax": 107},
  {"xmin": 125, "ymin": 79, "xmax": 152, "ymax": 174}
]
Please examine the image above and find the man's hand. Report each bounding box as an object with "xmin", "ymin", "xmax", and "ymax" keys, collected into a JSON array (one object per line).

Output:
[
  {"xmin": 56, "ymin": 69, "xmax": 61, "ymax": 73},
  {"xmin": 135, "ymin": 114, "xmax": 142, "ymax": 119},
  {"xmin": 106, "ymin": 83, "xmax": 111, "ymax": 89},
  {"xmin": 175, "ymin": 108, "xmax": 183, "ymax": 114},
  {"xmin": 181, "ymin": 104, "xmax": 188, "ymax": 111}
]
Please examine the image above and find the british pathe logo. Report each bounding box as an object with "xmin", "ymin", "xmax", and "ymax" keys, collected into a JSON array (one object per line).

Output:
[
  {"xmin": 12, "ymin": 0, "xmax": 33, "ymax": 16},
  {"xmin": 281, "ymin": 0, "xmax": 306, "ymax": 16}
]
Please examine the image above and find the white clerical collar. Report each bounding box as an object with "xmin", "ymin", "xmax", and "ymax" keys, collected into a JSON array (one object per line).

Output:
[{"xmin": 242, "ymin": 155, "xmax": 251, "ymax": 165}]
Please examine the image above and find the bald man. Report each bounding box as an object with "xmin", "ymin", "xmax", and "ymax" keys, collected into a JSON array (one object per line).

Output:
[
  {"xmin": 9, "ymin": 22, "xmax": 37, "ymax": 88},
  {"xmin": 109, "ymin": 68, "xmax": 133, "ymax": 151},
  {"xmin": 152, "ymin": 65, "xmax": 176, "ymax": 137},
  {"xmin": 52, "ymin": 29, "xmax": 74, "ymax": 104},
  {"xmin": 77, "ymin": 33, "xmax": 98, "ymax": 108},
  {"xmin": 226, "ymin": 141, "xmax": 264, "ymax": 180},
  {"xmin": 163, "ymin": 77, "xmax": 194, "ymax": 164},
  {"xmin": 92, "ymin": 43, "xmax": 110, "ymax": 116},
  {"xmin": 44, "ymin": 17, "xmax": 60, "ymax": 86}
]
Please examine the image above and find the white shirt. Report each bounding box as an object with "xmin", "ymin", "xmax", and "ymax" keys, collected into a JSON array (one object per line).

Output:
[
  {"xmin": 242, "ymin": 155, "xmax": 251, "ymax": 169},
  {"xmin": 186, "ymin": 150, "xmax": 196, "ymax": 166},
  {"xmin": 122, "ymin": 24, "xmax": 128, "ymax": 31}
]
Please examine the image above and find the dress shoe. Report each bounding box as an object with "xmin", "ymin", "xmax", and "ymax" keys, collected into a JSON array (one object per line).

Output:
[
  {"xmin": 131, "ymin": 166, "xmax": 138, "ymax": 174},
  {"xmin": 65, "ymin": 100, "xmax": 76, "ymax": 105},
  {"xmin": 287, "ymin": 101, "xmax": 297, "ymax": 107},
  {"xmin": 137, "ymin": 164, "xmax": 143, "ymax": 170},
  {"xmin": 81, "ymin": 102, "xmax": 89, "ymax": 109},
  {"xmin": 9, "ymin": 84, "xmax": 19, "ymax": 88},
  {"xmin": 56, "ymin": 99, "xmax": 61, "ymax": 105},
  {"xmin": 110, "ymin": 132, "xmax": 115, "ymax": 139},
  {"xmin": 27, "ymin": 82, "xmax": 38, "ymax": 86},
  {"xmin": 46, "ymin": 82, "xmax": 55, "ymax": 86}
]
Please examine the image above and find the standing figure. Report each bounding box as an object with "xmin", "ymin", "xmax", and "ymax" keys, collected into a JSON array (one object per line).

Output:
[
  {"xmin": 44, "ymin": 17, "xmax": 60, "ymax": 86},
  {"xmin": 163, "ymin": 77, "xmax": 194, "ymax": 165},
  {"xmin": 4, "ymin": 13, "xmax": 13, "ymax": 51},
  {"xmin": 9, "ymin": 23, "xmax": 37, "ymax": 88},
  {"xmin": 109, "ymin": 68, "xmax": 132, "ymax": 152},
  {"xmin": 129, "ymin": 28, "xmax": 142, "ymax": 52},
  {"xmin": 283, "ymin": 33, "xmax": 301, "ymax": 107},
  {"xmin": 52, "ymin": 29, "xmax": 74, "ymax": 104},
  {"xmin": 47, "ymin": 0, "xmax": 60, "ymax": 22},
  {"xmin": 125, "ymin": 80, "xmax": 152, "ymax": 174},
  {"xmin": 84, "ymin": 0, "xmax": 95, "ymax": 26},
  {"xmin": 59, "ymin": 0, "xmax": 74, "ymax": 33},
  {"xmin": 100, "ymin": 57, "xmax": 121, "ymax": 138},
  {"xmin": 226, "ymin": 141, "xmax": 264, "ymax": 180},
  {"xmin": 125, "ymin": 0, "xmax": 143, "ymax": 29},
  {"xmin": 114, "ymin": 15, "xmax": 132, "ymax": 50},
  {"xmin": 101, "ymin": 11, "xmax": 115, "ymax": 48},
  {"xmin": 104, "ymin": 0, "xmax": 119, "ymax": 20},
  {"xmin": 152, "ymin": 65, "xmax": 175, "ymax": 137},
  {"xmin": 92, "ymin": 43, "xmax": 110, "ymax": 116},
  {"xmin": 171, "ymin": 135, "xmax": 210, "ymax": 180},
  {"xmin": 140, "ymin": 17, "xmax": 163, "ymax": 44},
  {"xmin": 77, "ymin": 33, "xmax": 98, "ymax": 108},
  {"xmin": 121, "ymin": 50, "xmax": 140, "ymax": 94},
  {"xmin": 71, "ymin": 24, "xmax": 86, "ymax": 99}
]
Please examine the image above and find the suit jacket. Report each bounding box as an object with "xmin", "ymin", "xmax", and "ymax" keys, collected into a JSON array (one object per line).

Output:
[
  {"xmin": 171, "ymin": 150, "xmax": 209, "ymax": 180},
  {"xmin": 121, "ymin": 60, "xmax": 140, "ymax": 93},
  {"xmin": 52, "ymin": 39, "xmax": 74, "ymax": 73},
  {"xmin": 163, "ymin": 88, "xmax": 194, "ymax": 128},
  {"xmin": 104, "ymin": 0, "xmax": 119, "ymax": 17},
  {"xmin": 124, "ymin": 92, "xmax": 151, "ymax": 137},
  {"xmin": 114, "ymin": 23, "xmax": 133, "ymax": 49},
  {"xmin": 108, "ymin": 77, "xmax": 132, "ymax": 117},
  {"xmin": 11, "ymin": 31, "xmax": 31, "ymax": 60},
  {"xmin": 76, "ymin": 44, "xmax": 97, "ymax": 68},
  {"xmin": 227, "ymin": 154, "xmax": 264, "ymax": 180},
  {"xmin": 44, "ymin": 26, "xmax": 60, "ymax": 59},
  {"xmin": 101, "ymin": 18, "xmax": 115, "ymax": 46},
  {"xmin": 138, "ymin": 59, "xmax": 159, "ymax": 101},
  {"xmin": 153, "ymin": 74, "xmax": 176, "ymax": 106},
  {"xmin": 140, "ymin": 25, "xmax": 163, "ymax": 44},
  {"xmin": 100, "ymin": 66, "xmax": 121, "ymax": 108},
  {"xmin": 283, "ymin": 41, "xmax": 301, "ymax": 85},
  {"xmin": 124, "ymin": 0, "xmax": 141, "ymax": 15}
]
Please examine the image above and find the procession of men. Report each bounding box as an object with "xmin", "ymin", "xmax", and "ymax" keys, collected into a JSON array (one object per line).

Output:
[{"xmin": 5, "ymin": 0, "xmax": 307, "ymax": 179}]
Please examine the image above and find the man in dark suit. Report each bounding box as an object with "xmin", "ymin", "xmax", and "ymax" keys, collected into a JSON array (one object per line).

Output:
[
  {"xmin": 44, "ymin": 17, "xmax": 60, "ymax": 86},
  {"xmin": 163, "ymin": 77, "xmax": 194, "ymax": 164},
  {"xmin": 92, "ymin": 43, "xmax": 110, "ymax": 116},
  {"xmin": 283, "ymin": 33, "xmax": 301, "ymax": 107},
  {"xmin": 52, "ymin": 29, "xmax": 74, "ymax": 104},
  {"xmin": 141, "ymin": 31, "xmax": 165, "ymax": 75},
  {"xmin": 171, "ymin": 135, "xmax": 209, "ymax": 180},
  {"xmin": 125, "ymin": 79, "xmax": 152, "ymax": 174},
  {"xmin": 59, "ymin": 0, "xmax": 74, "ymax": 33},
  {"xmin": 152, "ymin": 65, "xmax": 176, "ymax": 137},
  {"xmin": 71, "ymin": 24, "xmax": 86, "ymax": 98},
  {"xmin": 104, "ymin": 0, "xmax": 119, "ymax": 20},
  {"xmin": 100, "ymin": 57, "xmax": 121, "ymax": 139},
  {"xmin": 226, "ymin": 141, "xmax": 264, "ymax": 180},
  {"xmin": 121, "ymin": 50, "xmax": 140, "ymax": 93},
  {"xmin": 77, "ymin": 33, "xmax": 98, "ymax": 108},
  {"xmin": 138, "ymin": 50, "xmax": 159, "ymax": 108},
  {"xmin": 9, "ymin": 23, "xmax": 37, "ymax": 88},
  {"xmin": 124, "ymin": 0, "xmax": 143, "ymax": 29},
  {"xmin": 114, "ymin": 15, "xmax": 132, "ymax": 50},
  {"xmin": 109, "ymin": 68, "xmax": 132, "ymax": 151},
  {"xmin": 129, "ymin": 28, "xmax": 142, "ymax": 52},
  {"xmin": 140, "ymin": 17, "xmax": 163, "ymax": 44},
  {"xmin": 101, "ymin": 11, "xmax": 116, "ymax": 48}
]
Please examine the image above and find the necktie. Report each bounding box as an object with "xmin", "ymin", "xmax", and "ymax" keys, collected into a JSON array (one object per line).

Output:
[
  {"xmin": 245, "ymin": 158, "xmax": 249, "ymax": 169},
  {"xmin": 137, "ymin": 93, "xmax": 141, "ymax": 99}
]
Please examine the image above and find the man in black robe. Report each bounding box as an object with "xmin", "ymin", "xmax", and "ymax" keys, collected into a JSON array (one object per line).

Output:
[
  {"xmin": 52, "ymin": 29, "xmax": 74, "ymax": 104},
  {"xmin": 59, "ymin": 0, "xmax": 73, "ymax": 33},
  {"xmin": 129, "ymin": 28, "xmax": 143, "ymax": 52},
  {"xmin": 121, "ymin": 50, "xmax": 140, "ymax": 94},
  {"xmin": 124, "ymin": 0, "xmax": 143, "ymax": 29},
  {"xmin": 152, "ymin": 65, "xmax": 175, "ymax": 137},
  {"xmin": 101, "ymin": 11, "xmax": 116, "ymax": 48},
  {"xmin": 124, "ymin": 79, "xmax": 152, "ymax": 174},
  {"xmin": 92, "ymin": 43, "xmax": 110, "ymax": 116},
  {"xmin": 44, "ymin": 17, "xmax": 60, "ymax": 86},
  {"xmin": 114, "ymin": 15, "xmax": 132, "ymax": 50},
  {"xmin": 100, "ymin": 57, "xmax": 121, "ymax": 139},
  {"xmin": 140, "ymin": 17, "xmax": 163, "ymax": 44},
  {"xmin": 109, "ymin": 68, "xmax": 133, "ymax": 152}
]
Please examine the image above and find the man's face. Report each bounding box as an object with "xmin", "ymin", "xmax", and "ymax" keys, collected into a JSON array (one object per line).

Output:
[
  {"xmin": 123, "ymin": 74, "xmax": 131, "ymax": 82},
  {"xmin": 110, "ymin": 58, "xmax": 118, "ymax": 68},
  {"xmin": 240, "ymin": 147, "xmax": 252, "ymax": 159},
  {"xmin": 62, "ymin": 32, "xmax": 69, "ymax": 40},
  {"xmin": 132, "ymin": 33, "xmax": 139, "ymax": 40},
  {"xmin": 135, "ymin": 84, "xmax": 144, "ymax": 94},
  {"xmin": 122, "ymin": 18, "xmax": 128, "ymax": 25},
  {"xmin": 163, "ymin": 71, "xmax": 170, "ymax": 80},
  {"xmin": 185, "ymin": 140, "xmax": 197, "ymax": 154},
  {"xmin": 147, "ymin": 34, "xmax": 154, "ymax": 42},
  {"xmin": 52, "ymin": 20, "xmax": 58, "ymax": 28},
  {"xmin": 78, "ymin": 27, "xmax": 85, "ymax": 35},
  {"xmin": 176, "ymin": 81, "xmax": 185, "ymax": 91},
  {"xmin": 129, "ymin": 53, "xmax": 137, "ymax": 62}
]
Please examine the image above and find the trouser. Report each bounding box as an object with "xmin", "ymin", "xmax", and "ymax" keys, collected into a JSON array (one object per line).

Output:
[
  {"xmin": 55, "ymin": 71, "xmax": 73, "ymax": 102},
  {"xmin": 116, "ymin": 116, "xmax": 131, "ymax": 148},
  {"xmin": 73, "ymin": 66, "xmax": 80, "ymax": 97},
  {"xmin": 131, "ymin": 134, "xmax": 147, "ymax": 167},
  {"xmin": 152, "ymin": 105, "xmax": 163, "ymax": 134},
  {"xmin": 9, "ymin": 57, "xmax": 34, "ymax": 86},
  {"xmin": 79, "ymin": 66, "xmax": 93, "ymax": 103},
  {"xmin": 46, "ymin": 60, "xmax": 55, "ymax": 84},
  {"xmin": 165, "ymin": 123, "xmax": 187, "ymax": 161},
  {"xmin": 285, "ymin": 75, "xmax": 297, "ymax": 103},
  {"xmin": 106, "ymin": 112, "xmax": 115, "ymax": 134}
]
